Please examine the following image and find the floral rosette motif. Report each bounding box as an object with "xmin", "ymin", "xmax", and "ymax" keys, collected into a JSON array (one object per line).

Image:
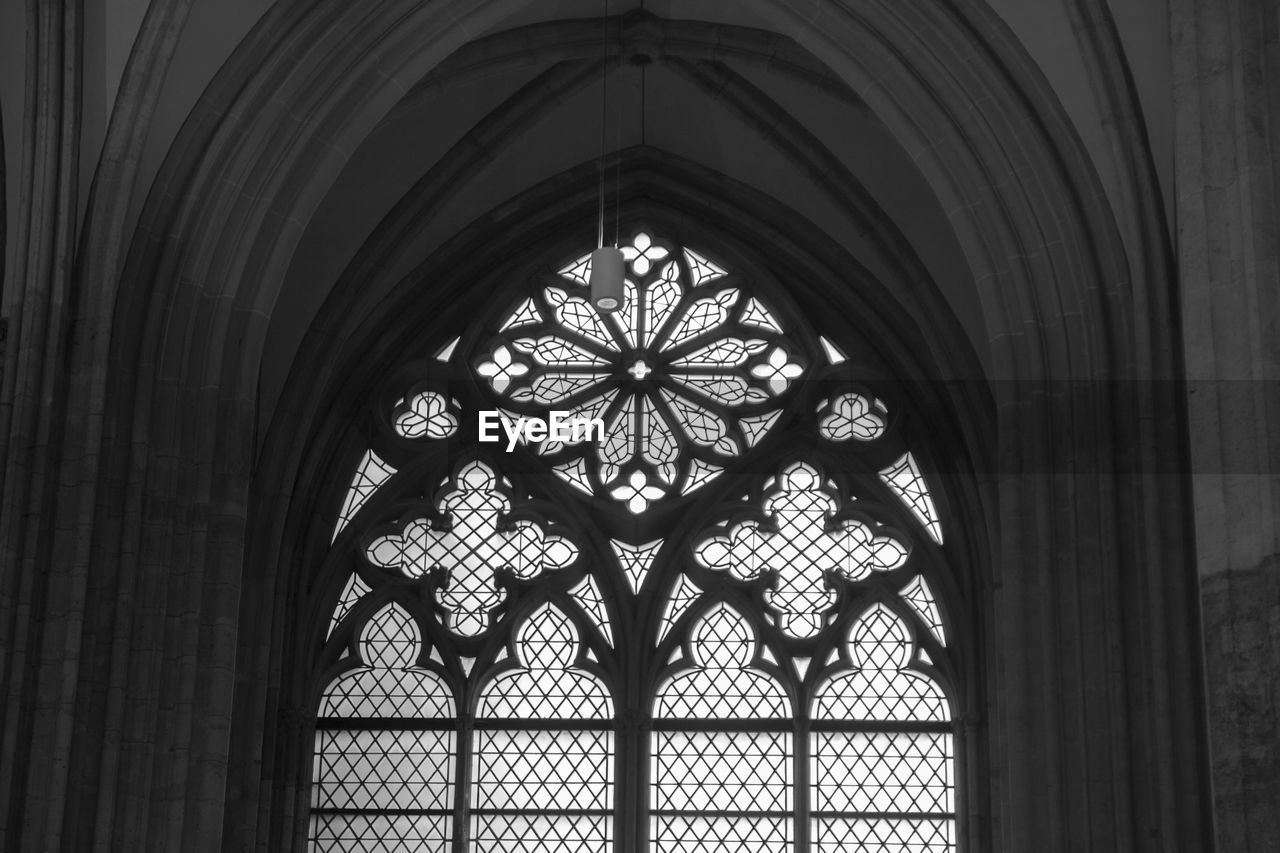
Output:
[{"xmin": 473, "ymin": 231, "xmax": 807, "ymax": 512}]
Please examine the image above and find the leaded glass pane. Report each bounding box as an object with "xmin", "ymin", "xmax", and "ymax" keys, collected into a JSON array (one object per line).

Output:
[
  {"xmin": 570, "ymin": 574, "xmax": 614, "ymax": 647},
  {"xmin": 471, "ymin": 603, "xmax": 614, "ymax": 851},
  {"xmin": 319, "ymin": 604, "xmax": 455, "ymax": 719},
  {"xmin": 553, "ymin": 458, "xmax": 594, "ymax": 494},
  {"xmin": 739, "ymin": 297, "xmax": 784, "ymax": 333},
  {"xmin": 658, "ymin": 573, "xmax": 702, "ymax": 647},
  {"xmin": 473, "ymin": 729, "xmax": 613, "ymax": 810},
  {"xmin": 394, "ymin": 390, "xmax": 458, "ymax": 439},
  {"xmin": 360, "ymin": 603, "xmax": 418, "ymax": 669},
  {"xmin": 333, "ymin": 450, "xmax": 396, "ymax": 541},
  {"xmin": 653, "ymin": 816, "xmax": 792, "ymax": 852},
  {"xmin": 327, "ymin": 573, "xmax": 371, "ymax": 638},
  {"xmin": 478, "ymin": 604, "xmax": 612, "ymax": 718},
  {"xmin": 472, "ymin": 814, "xmax": 611, "ymax": 853},
  {"xmin": 683, "ymin": 246, "xmax": 728, "ymax": 285},
  {"xmin": 655, "ymin": 605, "xmax": 788, "ymax": 718},
  {"xmin": 653, "ymin": 731, "xmax": 792, "ymax": 812},
  {"xmin": 610, "ymin": 538, "xmax": 662, "ymax": 594},
  {"xmin": 880, "ymin": 452, "xmax": 944, "ymax": 544},
  {"xmin": 695, "ymin": 463, "xmax": 909, "ymax": 638},
  {"xmin": 313, "ymin": 729, "xmax": 454, "ymax": 810},
  {"xmin": 311, "ymin": 604, "xmax": 456, "ymax": 853},
  {"xmin": 319, "ymin": 668, "xmax": 454, "ymax": 719},
  {"xmin": 813, "ymin": 605, "xmax": 949, "ymax": 722},
  {"xmin": 365, "ymin": 461, "xmax": 578, "ymax": 637},
  {"xmin": 811, "ymin": 818, "xmax": 953, "ymax": 852},
  {"xmin": 310, "ymin": 814, "xmax": 451, "ymax": 853},
  {"xmin": 479, "ymin": 231, "xmax": 800, "ymax": 512},
  {"xmin": 901, "ymin": 575, "xmax": 946, "ymax": 646},
  {"xmin": 819, "ymin": 393, "xmax": 886, "ymax": 442},
  {"xmin": 810, "ymin": 732, "xmax": 953, "ymax": 813},
  {"xmin": 315, "ymin": 230, "xmax": 964, "ymax": 853}
]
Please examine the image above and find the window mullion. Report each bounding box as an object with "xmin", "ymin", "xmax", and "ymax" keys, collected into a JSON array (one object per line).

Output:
[
  {"xmin": 796, "ymin": 713, "xmax": 810, "ymax": 853},
  {"xmin": 453, "ymin": 713, "xmax": 473, "ymax": 853}
]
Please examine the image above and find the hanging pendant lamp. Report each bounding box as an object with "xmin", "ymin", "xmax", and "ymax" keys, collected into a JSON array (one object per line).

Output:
[
  {"xmin": 590, "ymin": 0, "xmax": 624, "ymax": 313},
  {"xmin": 590, "ymin": 246, "xmax": 624, "ymax": 312}
]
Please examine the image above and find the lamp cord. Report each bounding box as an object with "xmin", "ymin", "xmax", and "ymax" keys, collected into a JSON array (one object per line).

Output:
[
  {"xmin": 614, "ymin": 51, "xmax": 623, "ymax": 248},
  {"xmin": 597, "ymin": 0, "xmax": 608, "ymax": 249}
]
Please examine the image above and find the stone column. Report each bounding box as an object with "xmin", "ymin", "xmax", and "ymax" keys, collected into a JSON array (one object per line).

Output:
[{"xmin": 1171, "ymin": 0, "xmax": 1280, "ymax": 848}]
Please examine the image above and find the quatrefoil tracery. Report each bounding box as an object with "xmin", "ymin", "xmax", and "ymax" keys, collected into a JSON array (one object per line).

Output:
[
  {"xmin": 365, "ymin": 461, "xmax": 577, "ymax": 637},
  {"xmin": 694, "ymin": 462, "xmax": 911, "ymax": 639}
]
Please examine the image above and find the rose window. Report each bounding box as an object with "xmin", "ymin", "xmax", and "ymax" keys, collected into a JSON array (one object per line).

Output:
[{"xmin": 474, "ymin": 231, "xmax": 806, "ymax": 512}]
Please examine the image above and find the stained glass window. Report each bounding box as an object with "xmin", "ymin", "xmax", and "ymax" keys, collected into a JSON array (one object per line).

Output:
[
  {"xmin": 311, "ymin": 603, "xmax": 455, "ymax": 852},
  {"xmin": 652, "ymin": 606, "xmax": 794, "ymax": 850},
  {"xmin": 473, "ymin": 604, "xmax": 614, "ymax": 851},
  {"xmin": 476, "ymin": 232, "xmax": 805, "ymax": 512},
  {"xmin": 311, "ymin": 229, "xmax": 961, "ymax": 852}
]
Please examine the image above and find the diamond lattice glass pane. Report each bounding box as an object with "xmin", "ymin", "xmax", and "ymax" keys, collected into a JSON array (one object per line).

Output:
[
  {"xmin": 327, "ymin": 573, "xmax": 372, "ymax": 639},
  {"xmin": 901, "ymin": 575, "xmax": 946, "ymax": 646},
  {"xmin": 319, "ymin": 603, "xmax": 455, "ymax": 718},
  {"xmin": 309, "ymin": 814, "xmax": 451, "ymax": 853},
  {"xmin": 313, "ymin": 729, "xmax": 454, "ymax": 810},
  {"xmin": 811, "ymin": 731, "xmax": 953, "ymax": 813},
  {"xmin": 814, "ymin": 605, "xmax": 948, "ymax": 722},
  {"xmin": 695, "ymin": 463, "xmax": 909, "ymax": 638},
  {"xmin": 473, "ymin": 729, "xmax": 613, "ymax": 810},
  {"xmin": 359, "ymin": 603, "xmax": 419, "ymax": 669},
  {"xmin": 652, "ymin": 815, "xmax": 792, "ymax": 852},
  {"xmin": 653, "ymin": 730, "xmax": 791, "ymax": 811},
  {"xmin": 880, "ymin": 452, "xmax": 944, "ymax": 544},
  {"xmin": 479, "ymin": 604, "xmax": 612, "ymax": 718},
  {"xmin": 471, "ymin": 814, "xmax": 611, "ymax": 853},
  {"xmin": 334, "ymin": 450, "xmax": 396, "ymax": 541},
  {"xmin": 365, "ymin": 461, "xmax": 577, "ymax": 636},
  {"xmin": 319, "ymin": 667, "xmax": 455, "ymax": 719},
  {"xmin": 655, "ymin": 606, "xmax": 788, "ymax": 718},
  {"xmin": 812, "ymin": 817, "xmax": 954, "ymax": 852}
]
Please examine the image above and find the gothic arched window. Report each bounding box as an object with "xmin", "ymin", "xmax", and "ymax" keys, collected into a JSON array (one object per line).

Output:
[{"xmin": 310, "ymin": 229, "xmax": 960, "ymax": 851}]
